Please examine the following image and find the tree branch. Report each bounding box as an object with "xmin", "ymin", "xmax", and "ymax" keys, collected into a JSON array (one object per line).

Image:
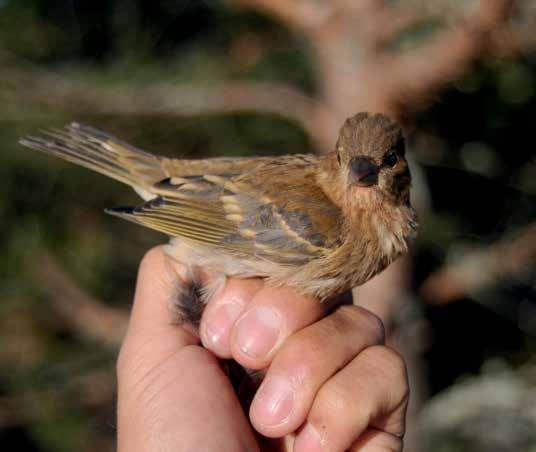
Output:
[
  {"xmin": 33, "ymin": 252, "xmax": 129, "ymax": 346},
  {"xmin": 227, "ymin": 0, "xmax": 333, "ymax": 31},
  {"xmin": 3, "ymin": 59, "xmax": 334, "ymax": 149},
  {"xmin": 363, "ymin": 9, "xmax": 434, "ymax": 49},
  {"xmin": 384, "ymin": 0, "xmax": 515, "ymax": 112},
  {"xmin": 420, "ymin": 223, "xmax": 536, "ymax": 305}
]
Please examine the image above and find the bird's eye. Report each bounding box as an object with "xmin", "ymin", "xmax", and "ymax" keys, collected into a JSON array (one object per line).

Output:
[{"xmin": 383, "ymin": 150, "xmax": 398, "ymax": 167}]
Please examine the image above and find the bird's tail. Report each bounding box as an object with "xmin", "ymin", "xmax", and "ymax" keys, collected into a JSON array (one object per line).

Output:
[{"xmin": 20, "ymin": 123, "xmax": 167, "ymax": 190}]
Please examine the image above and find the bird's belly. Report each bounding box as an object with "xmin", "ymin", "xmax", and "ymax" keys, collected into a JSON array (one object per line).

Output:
[{"xmin": 164, "ymin": 237, "xmax": 291, "ymax": 279}]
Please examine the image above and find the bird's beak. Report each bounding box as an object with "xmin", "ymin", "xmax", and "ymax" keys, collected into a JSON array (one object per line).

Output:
[{"xmin": 349, "ymin": 156, "xmax": 379, "ymax": 187}]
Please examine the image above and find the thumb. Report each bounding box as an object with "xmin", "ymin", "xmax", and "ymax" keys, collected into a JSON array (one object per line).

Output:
[{"xmin": 116, "ymin": 247, "xmax": 259, "ymax": 452}]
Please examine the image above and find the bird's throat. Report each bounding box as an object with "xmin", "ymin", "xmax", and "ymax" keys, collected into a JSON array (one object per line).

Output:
[{"xmin": 349, "ymin": 191, "xmax": 417, "ymax": 259}]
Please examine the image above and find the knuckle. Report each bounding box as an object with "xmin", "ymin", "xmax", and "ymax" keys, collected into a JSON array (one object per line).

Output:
[
  {"xmin": 354, "ymin": 307, "xmax": 386, "ymax": 344},
  {"xmin": 317, "ymin": 385, "xmax": 355, "ymax": 420},
  {"xmin": 277, "ymin": 332, "xmax": 324, "ymax": 377},
  {"xmin": 333, "ymin": 304, "xmax": 359, "ymax": 324},
  {"xmin": 116, "ymin": 343, "xmax": 129, "ymax": 382},
  {"xmin": 115, "ymin": 335, "xmax": 146, "ymax": 383},
  {"xmin": 380, "ymin": 347, "xmax": 407, "ymax": 381},
  {"xmin": 115, "ymin": 337, "xmax": 148, "ymax": 387},
  {"xmin": 363, "ymin": 345, "xmax": 409, "ymax": 399},
  {"xmin": 115, "ymin": 331, "xmax": 146, "ymax": 384}
]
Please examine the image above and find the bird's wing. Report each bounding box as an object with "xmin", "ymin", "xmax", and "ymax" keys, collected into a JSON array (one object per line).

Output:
[
  {"xmin": 21, "ymin": 123, "xmax": 342, "ymax": 263},
  {"xmin": 20, "ymin": 123, "xmax": 272, "ymax": 198},
  {"xmin": 107, "ymin": 158, "xmax": 343, "ymax": 264}
]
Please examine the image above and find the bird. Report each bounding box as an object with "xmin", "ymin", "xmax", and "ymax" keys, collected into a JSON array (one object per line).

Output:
[{"xmin": 20, "ymin": 112, "xmax": 418, "ymax": 324}]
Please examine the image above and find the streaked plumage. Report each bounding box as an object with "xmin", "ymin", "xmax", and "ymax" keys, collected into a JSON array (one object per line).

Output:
[{"xmin": 20, "ymin": 113, "xmax": 417, "ymax": 317}]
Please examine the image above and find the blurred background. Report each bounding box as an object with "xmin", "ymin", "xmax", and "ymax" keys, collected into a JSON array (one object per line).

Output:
[{"xmin": 1, "ymin": 0, "xmax": 535, "ymax": 450}]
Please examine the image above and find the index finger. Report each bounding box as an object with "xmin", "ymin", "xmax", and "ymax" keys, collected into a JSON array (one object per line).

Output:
[{"xmin": 229, "ymin": 284, "xmax": 341, "ymax": 370}]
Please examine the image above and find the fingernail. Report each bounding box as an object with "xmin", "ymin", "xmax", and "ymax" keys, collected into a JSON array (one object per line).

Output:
[
  {"xmin": 235, "ymin": 306, "xmax": 281, "ymax": 359},
  {"xmin": 252, "ymin": 376, "xmax": 294, "ymax": 426},
  {"xmin": 295, "ymin": 422, "xmax": 323, "ymax": 452},
  {"xmin": 201, "ymin": 302, "xmax": 244, "ymax": 353}
]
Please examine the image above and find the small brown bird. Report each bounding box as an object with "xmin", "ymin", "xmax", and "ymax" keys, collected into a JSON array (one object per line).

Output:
[{"xmin": 21, "ymin": 112, "xmax": 417, "ymax": 322}]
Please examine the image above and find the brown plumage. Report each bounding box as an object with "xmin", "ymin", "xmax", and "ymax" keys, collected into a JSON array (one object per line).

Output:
[{"xmin": 20, "ymin": 112, "xmax": 417, "ymax": 322}]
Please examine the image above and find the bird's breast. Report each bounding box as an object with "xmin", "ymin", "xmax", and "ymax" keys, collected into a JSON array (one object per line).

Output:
[{"xmin": 369, "ymin": 204, "xmax": 417, "ymax": 261}]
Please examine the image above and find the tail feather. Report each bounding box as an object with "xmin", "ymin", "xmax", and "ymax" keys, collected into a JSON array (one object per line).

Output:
[{"xmin": 20, "ymin": 123, "xmax": 166, "ymax": 189}]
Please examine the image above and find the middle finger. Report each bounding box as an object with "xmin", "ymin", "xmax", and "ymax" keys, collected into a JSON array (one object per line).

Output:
[{"xmin": 248, "ymin": 305, "xmax": 385, "ymax": 437}]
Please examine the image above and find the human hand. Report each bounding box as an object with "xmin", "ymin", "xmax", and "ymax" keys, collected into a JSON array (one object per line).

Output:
[{"xmin": 117, "ymin": 247, "xmax": 409, "ymax": 451}]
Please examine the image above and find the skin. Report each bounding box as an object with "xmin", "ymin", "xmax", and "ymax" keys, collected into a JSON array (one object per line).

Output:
[{"xmin": 117, "ymin": 247, "xmax": 409, "ymax": 452}]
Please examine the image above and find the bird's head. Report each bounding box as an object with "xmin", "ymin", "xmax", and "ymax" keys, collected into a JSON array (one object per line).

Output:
[{"xmin": 328, "ymin": 112, "xmax": 411, "ymax": 208}]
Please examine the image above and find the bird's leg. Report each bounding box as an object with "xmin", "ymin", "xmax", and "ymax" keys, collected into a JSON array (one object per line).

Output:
[
  {"xmin": 168, "ymin": 268, "xmax": 226, "ymax": 327},
  {"xmin": 168, "ymin": 274, "xmax": 203, "ymax": 326},
  {"xmin": 169, "ymin": 268, "xmax": 262, "ymax": 407}
]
